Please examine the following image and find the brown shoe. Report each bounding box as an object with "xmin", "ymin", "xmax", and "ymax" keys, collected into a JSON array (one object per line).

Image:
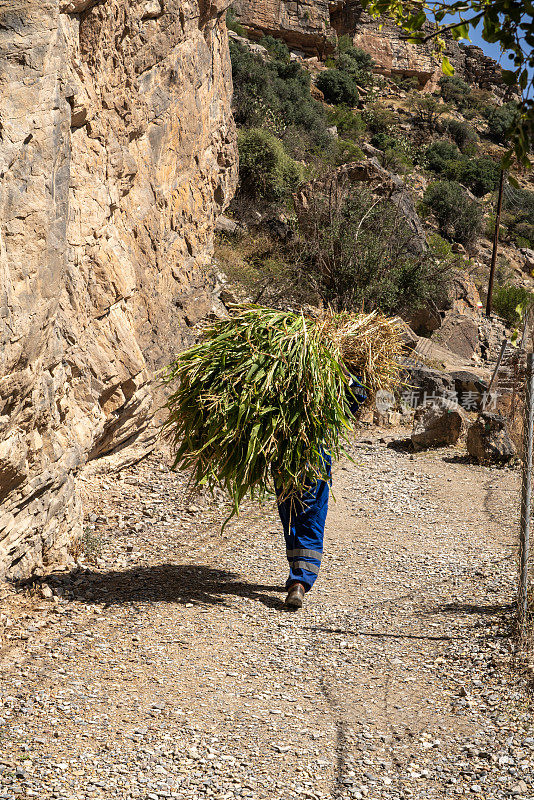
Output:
[{"xmin": 285, "ymin": 582, "xmax": 305, "ymax": 609}]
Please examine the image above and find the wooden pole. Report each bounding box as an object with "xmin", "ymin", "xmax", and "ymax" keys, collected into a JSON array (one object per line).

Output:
[{"xmin": 486, "ymin": 169, "xmax": 505, "ymax": 317}]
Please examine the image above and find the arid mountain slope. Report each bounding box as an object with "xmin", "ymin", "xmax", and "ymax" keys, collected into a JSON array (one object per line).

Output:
[{"xmin": 232, "ymin": 0, "xmax": 506, "ymax": 93}]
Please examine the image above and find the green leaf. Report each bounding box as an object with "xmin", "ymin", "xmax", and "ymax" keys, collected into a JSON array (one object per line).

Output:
[
  {"xmin": 501, "ymin": 69, "xmax": 518, "ymax": 85},
  {"xmin": 442, "ymin": 56, "xmax": 455, "ymax": 76},
  {"xmin": 407, "ymin": 10, "xmax": 426, "ymax": 30},
  {"xmin": 452, "ymin": 22, "xmax": 470, "ymax": 41}
]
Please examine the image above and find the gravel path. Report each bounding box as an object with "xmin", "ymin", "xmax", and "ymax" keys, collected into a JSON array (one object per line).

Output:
[{"xmin": 0, "ymin": 433, "xmax": 532, "ymax": 800}]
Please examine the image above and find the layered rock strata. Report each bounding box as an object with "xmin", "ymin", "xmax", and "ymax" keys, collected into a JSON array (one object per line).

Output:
[
  {"xmin": 0, "ymin": 0, "xmax": 237, "ymax": 579},
  {"xmin": 232, "ymin": 0, "xmax": 506, "ymax": 92}
]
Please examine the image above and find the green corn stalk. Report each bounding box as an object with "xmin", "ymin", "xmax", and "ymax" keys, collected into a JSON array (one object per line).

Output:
[{"xmin": 161, "ymin": 307, "xmax": 374, "ymax": 525}]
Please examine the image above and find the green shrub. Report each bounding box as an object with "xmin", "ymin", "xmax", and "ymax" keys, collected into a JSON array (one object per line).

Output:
[
  {"xmin": 226, "ymin": 8, "xmax": 246, "ymax": 36},
  {"xmin": 230, "ymin": 39, "xmax": 331, "ymax": 151},
  {"xmin": 369, "ymin": 133, "xmax": 418, "ymax": 172},
  {"xmin": 449, "ymin": 157, "xmax": 500, "ymax": 197},
  {"xmin": 335, "ymin": 45, "xmax": 375, "ymax": 88},
  {"xmin": 423, "ymin": 180, "xmax": 482, "ymax": 246},
  {"xmin": 327, "ymin": 106, "xmax": 366, "ymax": 140},
  {"xmin": 445, "ymin": 119, "xmax": 479, "ymax": 153},
  {"xmin": 468, "ymin": 88, "xmax": 496, "ymax": 114},
  {"xmin": 336, "ymin": 34, "xmax": 353, "ymax": 53},
  {"xmin": 439, "ymin": 75, "xmax": 471, "ymax": 108},
  {"xmin": 370, "ymin": 132, "xmax": 398, "ymax": 151},
  {"xmin": 424, "ymin": 139, "xmax": 461, "ymax": 172},
  {"xmin": 426, "ymin": 232, "xmax": 454, "ymax": 259},
  {"xmin": 392, "ymin": 74, "xmax": 420, "ymax": 91},
  {"xmin": 364, "ymin": 103, "xmax": 397, "ymax": 134},
  {"xmin": 423, "ymin": 141, "xmax": 500, "ymax": 197},
  {"xmin": 381, "ymin": 147, "xmax": 414, "ymax": 174},
  {"xmin": 316, "ymin": 69, "xmax": 359, "ymax": 106},
  {"xmin": 515, "ymin": 234, "xmax": 533, "ymax": 249},
  {"xmin": 409, "ymin": 93, "xmax": 449, "ymax": 128},
  {"xmin": 502, "ymin": 186, "xmax": 534, "ymax": 248},
  {"xmin": 331, "ymin": 138, "xmax": 365, "ymax": 165},
  {"xmin": 485, "ymin": 101, "xmax": 521, "ymax": 144},
  {"xmin": 493, "ymin": 284, "xmax": 534, "ymax": 326},
  {"xmin": 258, "ymin": 35, "xmax": 290, "ymax": 63},
  {"xmin": 315, "ymin": 137, "xmax": 365, "ymax": 168},
  {"xmin": 295, "ymin": 188, "xmax": 452, "ymax": 314},
  {"xmin": 513, "ymin": 223, "xmax": 534, "ymax": 247},
  {"xmin": 237, "ymin": 128, "xmax": 303, "ymax": 200}
]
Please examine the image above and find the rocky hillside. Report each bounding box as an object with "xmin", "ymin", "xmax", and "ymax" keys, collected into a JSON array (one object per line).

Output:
[
  {"xmin": 231, "ymin": 0, "xmax": 506, "ymax": 95},
  {"xmin": 0, "ymin": 0, "xmax": 237, "ymax": 580},
  {"xmin": 217, "ymin": 3, "xmax": 532, "ymax": 372}
]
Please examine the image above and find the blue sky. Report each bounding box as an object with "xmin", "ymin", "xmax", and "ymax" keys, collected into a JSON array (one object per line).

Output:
[
  {"xmin": 443, "ymin": 14, "xmax": 533, "ymax": 87},
  {"xmin": 442, "ymin": 13, "xmax": 504, "ymax": 63},
  {"xmin": 467, "ymin": 28, "xmax": 504, "ymax": 63}
]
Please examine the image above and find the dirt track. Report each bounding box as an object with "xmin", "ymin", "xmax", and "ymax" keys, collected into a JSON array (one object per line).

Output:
[{"xmin": 0, "ymin": 432, "xmax": 532, "ymax": 800}]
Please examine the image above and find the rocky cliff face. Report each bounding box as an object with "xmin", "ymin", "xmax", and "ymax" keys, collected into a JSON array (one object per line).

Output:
[
  {"xmin": 0, "ymin": 0, "xmax": 237, "ymax": 579},
  {"xmin": 232, "ymin": 0, "xmax": 506, "ymax": 93}
]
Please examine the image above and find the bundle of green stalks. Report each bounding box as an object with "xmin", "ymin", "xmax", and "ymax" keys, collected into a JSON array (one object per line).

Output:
[{"xmin": 162, "ymin": 306, "xmax": 403, "ymax": 520}]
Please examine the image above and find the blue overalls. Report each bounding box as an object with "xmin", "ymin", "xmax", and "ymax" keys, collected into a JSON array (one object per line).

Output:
[{"xmin": 275, "ymin": 376, "xmax": 367, "ymax": 592}]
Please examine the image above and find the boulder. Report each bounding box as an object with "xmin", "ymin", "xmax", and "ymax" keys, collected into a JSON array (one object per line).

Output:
[
  {"xmin": 310, "ymin": 83, "xmax": 325, "ymax": 101},
  {"xmin": 411, "ymin": 398, "xmax": 466, "ymax": 450},
  {"xmin": 449, "ymin": 370, "xmax": 489, "ymax": 411},
  {"xmin": 478, "ymin": 316, "xmax": 508, "ymax": 362},
  {"xmin": 520, "ymin": 247, "xmax": 534, "ymax": 275},
  {"xmin": 432, "ymin": 312, "xmax": 479, "ymax": 360},
  {"xmin": 466, "ymin": 413, "xmax": 516, "ymax": 464},
  {"xmin": 216, "ymin": 215, "xmax": 242, "ymax": 235},
  {"xmin": 447, "ymin": 271, "xmax": 482, "ymax": 314},
  {"xmin": 396, "ymin": 319, "xmax": 419, "ymax": 349},
  {"xmin": 408, "ymin": 306, "xmax": 441, "ymax": 336},
  {"xmin": 401, "ymin": 365, "xmax": 455, "ymax": 411}
]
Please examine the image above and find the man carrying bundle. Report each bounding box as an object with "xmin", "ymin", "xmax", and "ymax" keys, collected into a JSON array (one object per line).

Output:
[
  {"xmin": 278, "ymin": 376, "xmax": 367, "ymax": 609},
  {"xmin": 163, "ymin": 307, "xmax": 402, "ymax": 610}
]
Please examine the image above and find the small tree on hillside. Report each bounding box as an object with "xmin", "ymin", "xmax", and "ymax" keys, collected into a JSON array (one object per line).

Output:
[
  {"xmin": 410, "ymin": 93, "xmax": 449, "ymax": 129},
  {"xmin": 316, "ymin": 69, "xmax": 360, "ymax": 106},
  {"xmin": 295, "ymin": 187, "xmax": 452, "ymax": 314},
  {"xmin": 238, "ymin": 129, "xmax": 303, "ymax": 200},
  {"xmin": 423, "ymin": 180, "xmax": 482, "ymax": 246}
]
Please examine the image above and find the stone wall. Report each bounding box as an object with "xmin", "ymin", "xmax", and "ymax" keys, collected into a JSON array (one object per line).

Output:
[{"xmin": 0, "ymin": 0, "xmax": 237, "ymax": 579}]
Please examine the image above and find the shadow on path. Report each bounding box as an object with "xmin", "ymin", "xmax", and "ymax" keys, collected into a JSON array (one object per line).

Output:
[
  {"xmin": 420, "ymin": 601, "xmax": 513, "ymax": 616},
  {"xmin": 45, "ymin": 564, "xmax": 286, "ymax": 610}
]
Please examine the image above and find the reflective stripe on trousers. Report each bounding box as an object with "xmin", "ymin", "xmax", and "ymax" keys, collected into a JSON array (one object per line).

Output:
[{"xmin": 275, "ymin": 454, "xmax": 331, "ymax": 592}]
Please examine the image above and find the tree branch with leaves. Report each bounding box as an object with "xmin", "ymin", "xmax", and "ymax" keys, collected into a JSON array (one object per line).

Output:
[{"xmin": 359, "ymin": 0, "xmax": 534, "ymax": 164}]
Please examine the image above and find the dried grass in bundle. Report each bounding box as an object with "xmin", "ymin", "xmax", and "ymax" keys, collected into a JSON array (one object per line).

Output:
[{"xmin": 161, "ymin": 306, "xmax": 402, "ymax": 524}]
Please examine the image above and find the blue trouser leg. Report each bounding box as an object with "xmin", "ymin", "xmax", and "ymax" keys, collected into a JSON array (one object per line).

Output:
[{"xmin": 275, "ymin": 456, "xmax": 331, "ymax": 592}]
